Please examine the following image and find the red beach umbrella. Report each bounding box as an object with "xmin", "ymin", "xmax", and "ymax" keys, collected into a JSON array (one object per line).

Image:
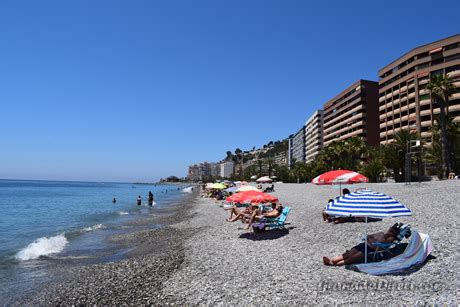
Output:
[
  {"xmin": 312, "ymin": 170, "xmax": 368, "ymax": 185},
  {"xmin": 226, "ymin": 191, "xmax": 278, "ymax": 204}
]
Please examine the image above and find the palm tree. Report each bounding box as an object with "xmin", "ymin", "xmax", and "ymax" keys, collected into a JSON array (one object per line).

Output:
[
  {"xmin": 346, "ymin": 137, "xmax": 366, "ymax": 170},
  {"xmin": 390, "ymin": 129, "xmax": 419, "ymax": 181},
  {"xmin": 424, "ymin": 126, "xmax": 443, "ymax": 178},
  {"xmin": 359, "ymin": 146, "xmax": 385, "ymax": 182},
  {"xmin": 427, "ymin": 74, "xmax": 455, "ymax": 178}
]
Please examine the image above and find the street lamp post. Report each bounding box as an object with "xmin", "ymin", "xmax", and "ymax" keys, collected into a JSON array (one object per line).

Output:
[{"xmin": 405, "ymin": 139, "xmax": 422, "ymax": 184}]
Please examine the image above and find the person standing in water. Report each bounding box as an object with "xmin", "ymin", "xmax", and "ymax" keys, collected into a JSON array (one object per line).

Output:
[
  {"xmin": 148, "ymin": 191, "xmax": 155, "ymax": 206},
  {"xmin": 112, "ymin": 197, "xmax": 117, "ymax": 203},
  {"xmin": 136, "ymin": 196, "xmax": 142, "ymax": 206}
]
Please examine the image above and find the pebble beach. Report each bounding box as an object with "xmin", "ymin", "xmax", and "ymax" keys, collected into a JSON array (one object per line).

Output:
[{"xmin": 22, "ymin": 181, "xmax": 458, "ymax": 305}]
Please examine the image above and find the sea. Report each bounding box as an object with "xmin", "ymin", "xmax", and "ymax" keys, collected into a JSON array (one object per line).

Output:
[{"xmin": 0, "ymin": 179, "xmax": 192, "ymax": 304}]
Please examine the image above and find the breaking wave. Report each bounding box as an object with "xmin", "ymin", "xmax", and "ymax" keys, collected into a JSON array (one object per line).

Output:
[
  {"xmin": 81, "ymin": 224, "xmax": 106, "ymax": 232},
  {"xmin": 15, "ymin": 234, "xmax": 68, "ymax": 261}
]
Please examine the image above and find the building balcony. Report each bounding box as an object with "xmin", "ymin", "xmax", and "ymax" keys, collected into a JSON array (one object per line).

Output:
[
  {"xmin": 448, "ymin": 103, "xmax": 460, "ymax": 112},
  {"xmin": 408, "ymin": 92, "xmax": 416, "ymax": 99},
  {"xmin": 447, "ymin": 70, "xmax": 460, "ymax": 78},
  {"xmin": 419, "ymin": 89, "xmax": 430, "ymax": 95},
  {"xmin": 421, "ymin": 131, "xmax": 432, "ymax": 138},
  {"xmin": 418, "ymin": 78, "xmax": 429, "ymax": 85},
  {"xmin": 324, "ymin": 104, "xmax": 363, "ymax": 131},
  {"xmin": 420, "ymin": 120, "xmax": 432, "ymax": 128},
  {"xmin": 420, "ymin": 109, "xmax": 432, "ymax": 116},
  {"xmin": 420, "ymin": 98, "xmax": 431, "ymax": 106},
  {"xmin": 325, "ymin": 121, "xmax": 362, "ymax": 140},
  {"xmin": 450, "ymin": 93, "xmax": 460, "ymax": 100},
  {"xmin": 400, "ymin": 85, "xmax": 408, "ymax": 92},
  {"xmin": 379, "ymin": 96, "xmax": 386, "ymax": 102},
  {"xmin": 324, "ymin": 128, "xmax": 364, "ymax": 147}
]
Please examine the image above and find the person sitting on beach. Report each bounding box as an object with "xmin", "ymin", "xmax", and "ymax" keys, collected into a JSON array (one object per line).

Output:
[
  {"xmin": 225, "ymin": 204, "xmax": 250, "ymax": 221},
  {"xmin": 226, "ymin": 204, "xmax": 258, "ymax": 223},
  {"xmin": 322, "ymin": 189, "xmax": 350, "ymax": 223},
  {"xmin": 322, "ymin": 199, "xmax": 335, "ymax": 222},
  {"xmin": 322, "ymin": 224, "xmax": 400, "ymax": 266},
  {"xmin": 245, "ymin": 202, "xmax": 284, "ymax": 229}
]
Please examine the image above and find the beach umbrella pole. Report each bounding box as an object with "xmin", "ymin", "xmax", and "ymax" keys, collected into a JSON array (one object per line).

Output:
[{"xmin": 364, "ymin": 216, "xmax": 368, "ymax": 264}]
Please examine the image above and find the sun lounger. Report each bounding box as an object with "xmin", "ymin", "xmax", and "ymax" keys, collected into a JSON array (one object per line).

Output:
[
  {"xmin": 252, "ymin": 207, "xmax": 291, "ymax": 232},
  {"xmin": 349, "ymin": 230, "xmax": 433, "ymax": 275},
  {"xmin": 369, "ymin": 223, "xmax": 412, "ymax": 261}
]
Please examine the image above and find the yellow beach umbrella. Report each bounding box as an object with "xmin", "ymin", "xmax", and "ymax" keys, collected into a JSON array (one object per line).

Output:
[
  {"xmin": 236, "ymin": 185, "xmax": 259, "ymax": 192},
  {"xmin": 208, "ymin": 183, "xmax": 226, "ymax": 190}
]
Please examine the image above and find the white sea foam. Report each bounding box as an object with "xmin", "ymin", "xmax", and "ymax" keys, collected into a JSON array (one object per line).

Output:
[
  {"xmin": 81, "ymin": 224, "xmax": 105, "ymax": 232},
  {"xmin": 118, "ymin": 211, "xmax": 129, "ymax": 215},
  {"xmin": 182, "ymin": 187, "xmax": 193, "ymax": 193},
  {"xmin": 15, "ymin": 234, "xmax": 68, "ymax": 261}
]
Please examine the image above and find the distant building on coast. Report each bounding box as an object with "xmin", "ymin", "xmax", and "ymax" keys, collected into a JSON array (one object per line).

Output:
[
  {"xmin": 220, "ymin": 161, "xmax": 234, "ymax": 178},
  {"xmin": 289, "ymin": 126, "xmax": 306, "ymax": 166},
  {"xmin": 304, "ymin": 110, "xmax": 324, "ymax": 163},
  {"xmin": 378, "ymin": 34, "xmax": 460, "ymax": 145},
  {"xmin": 188, "ymin": 162, "xmax": 214, "ymax": 181},
  {"xmin": 323, "ymin": 79, "xmax": 380, "ymax": 147},
  {"xmin": 210, "ymin": 163, "xmax": 220, "ymax": 178}
]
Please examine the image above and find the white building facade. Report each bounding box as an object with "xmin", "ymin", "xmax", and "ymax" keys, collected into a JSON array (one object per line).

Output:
[
  {"xmin": 220, "ymin": 161, "xmax": 234, "ymax": 178},
  {"xmin": 304, "ymin": 110, "xmax": 324, "ymax": 163}
]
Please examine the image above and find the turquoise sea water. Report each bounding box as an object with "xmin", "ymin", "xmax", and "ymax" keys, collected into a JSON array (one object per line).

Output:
[{"xmin": 0, "ymin": 179, "xmax": 190, "ymax": 303}]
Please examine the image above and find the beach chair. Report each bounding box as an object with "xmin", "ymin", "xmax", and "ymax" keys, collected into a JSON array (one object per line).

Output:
[
  {"xmin": 369, "ymin": 223, "xmax": 412, "ymax": 261},
  {"xmin": 252, "ymin": 207, "xmax": 291, "ymax": 232},
  {"xmin": 350, "ymin": 230, "xmax": 433, "ymax": 275}
]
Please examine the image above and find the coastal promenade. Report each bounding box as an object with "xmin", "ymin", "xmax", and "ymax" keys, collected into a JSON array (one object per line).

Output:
[{"xmin": 24, "ymin": 181, "xmax": 457, "ymax": 305}]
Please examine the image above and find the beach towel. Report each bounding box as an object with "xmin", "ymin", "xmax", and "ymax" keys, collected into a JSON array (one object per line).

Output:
[{"xmin": 349, "ymin": 231, "xmax": 433, "ymax": 275}]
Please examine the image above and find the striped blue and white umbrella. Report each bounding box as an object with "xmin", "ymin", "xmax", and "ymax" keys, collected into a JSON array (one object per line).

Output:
[
  {"xmin": 325, "ymin": 189, "xmax": 411, "ymax": 264},
  {"xmin": 325, "ymin": 189, "xmax": 411, "ymax": 218}
]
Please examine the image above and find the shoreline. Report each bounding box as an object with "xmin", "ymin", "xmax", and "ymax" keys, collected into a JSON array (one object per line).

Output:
[{"xmin": 17, "ymin": 190, "xmax": 200, "ymax": 305}]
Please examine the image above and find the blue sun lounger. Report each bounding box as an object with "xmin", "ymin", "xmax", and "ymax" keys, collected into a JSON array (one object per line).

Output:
[{"xmin": 252, "ymin": 207, "xmax": 291, "ymax": 232}]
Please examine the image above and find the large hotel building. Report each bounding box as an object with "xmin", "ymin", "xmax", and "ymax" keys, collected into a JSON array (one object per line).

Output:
[
  {"xmin": 304, "ymin": 110, "xmax": 323, "ymax": 163},
  {"xmin": 378, "ymin": 34, "xmax": 460, "ymax": 145},
  {"xmin": 322, "ymin": 80, "xmax": 380, "ymax": 147}
]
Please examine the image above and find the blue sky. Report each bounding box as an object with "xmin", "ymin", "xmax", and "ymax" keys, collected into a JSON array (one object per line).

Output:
[{"xmin": 0, "ymin": 0, "xmax": 459, "ymax": 182}]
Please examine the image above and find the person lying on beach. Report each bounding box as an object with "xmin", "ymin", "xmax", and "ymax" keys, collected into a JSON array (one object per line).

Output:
[
  {"xmin": 322, "ymin": 224, "xmax": 399, "ymax": 266},
  {"xmin": 245, "ymin": 202, "xmax": 284, "ymax": 229}
]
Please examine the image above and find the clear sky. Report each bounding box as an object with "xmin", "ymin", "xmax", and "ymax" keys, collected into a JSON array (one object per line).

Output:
[{"xmin": 0, "ymin": 0, "xmax": 459, "ymax": 182}]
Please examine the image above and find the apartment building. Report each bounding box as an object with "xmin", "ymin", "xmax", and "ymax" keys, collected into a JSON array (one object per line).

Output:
[
  {"xmin": 322, "ymin": 80, "xmax": 379, "ymax": 147},
  {"xmin": 289, "ymin": 126, "xmax": 306, "ymax": 165},
  {"xmin": 220, "ymin": 161, "xmax": 234, "ymax": 178},
  {"xmin": 188, "ymin": 162, "xmax": 217, "ymax": 181},
  {"xmin": 378, "ymin": 34, "xmax": 460, "ymax": 145},
  {"xmin": 304, "ymin": 110, "xmax": 324, "ymax": 163}
]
